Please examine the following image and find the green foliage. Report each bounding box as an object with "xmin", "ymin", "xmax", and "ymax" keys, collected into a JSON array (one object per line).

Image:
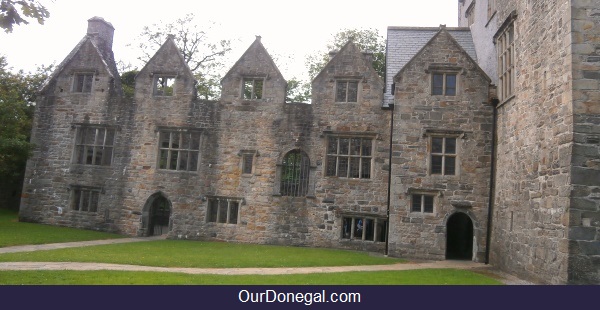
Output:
[
  {"xmin": 0, "ymin": 56, "xmax": 51, "ymax": 178},
  {"xmin": 133, "ymin": 13, "xmax": 231, "ymax": 100},
  {"xmin": 286, "ymin": 77, "xmax": 311, "ymax": 103},
  {"xmin": 120, "ymin": 70, "xmax": 138, "ymax": 99},
  {"xmin": 0, "ymin": 209, "xmax": 123, "ymax": 247},
  {"xmin": 0, "ymin": 269, "xmax": 502, "ymax": 285},
  {"xmin": 0, "ymin": 0, "xmax": 49, "ymax": 32}
]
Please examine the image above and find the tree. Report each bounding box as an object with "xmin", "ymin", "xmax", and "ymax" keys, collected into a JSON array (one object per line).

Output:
[
  {"xmin": 287, "ymin": 28, "xmax": 386, "ymax": 103},
  {"xmin": 0, "ymin": 0, "xmax": 49, "ymax": 33},
  {"xmin": 120, "ymin": 70, "xmax": 138, "ymax": 99},
  {"xmin": 0, "ymin": 56, "xmax": 52, "ymax": 178},
  {"xmin": 133, "ymin": 13, "xmax": 231, "ymax": 100},
  {"xmin": 306, "ymin": 28, "xmax": 386, "ymax": 81}
]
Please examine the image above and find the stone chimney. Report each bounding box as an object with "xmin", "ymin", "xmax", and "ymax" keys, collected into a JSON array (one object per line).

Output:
[{"xmin": 87, "ymin": 16, "xmax": 114, "ymax": 52}]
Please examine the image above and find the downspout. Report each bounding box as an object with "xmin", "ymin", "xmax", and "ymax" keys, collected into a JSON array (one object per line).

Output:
[
  {"xmin": 384, "ymin": 102, "xmax": 394, "ymax": 256},
  {"xmin": 485, "ymin": 98, "xmax": 499, "ymax": 264}
]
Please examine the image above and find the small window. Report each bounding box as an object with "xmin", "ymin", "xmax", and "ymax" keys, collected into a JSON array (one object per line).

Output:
[
  {"xmin": 326, "ymin": 137, "xmax": 372, "ymax": 179},
  {"xmin": 243, "ymin": 78, "xmax": 264, "ymax": 100},
  {"xmin": 71, "ymin": 187, "xmax": 100, "ymax": 212},
  {"xmin": 342, "ymin": 216, "xmax": 387, "ymax": 242},
  {"xmin": 154, "ymin": 76, "xmax": 175, "ymax": 96},
  {"xmin": 335, "ymin": 81, "xmax": 358, "ymax": 102},
  {"xmin": 73, "ymin": 73, "xmax": 93, "ymax": 93},
  {"xmin": 74, "ymin": 126, "xmax": 116, "ymax": 166},
  {"xmin": 158, "ymin": 130, "xmax": 201, "ymax": 171},
  {"xmin": 411, "ymin": 194, "xmax": 435, "ymax": 214},
  {"xmin": 430, "ymin": 137, "xmax": 457, "ymax": 175},
  {"xmin": 242, "ymin": 153, "xmax": 254, "ymax": 174},
  {"xmin": 432, "ymin": 73, "xmax": 457, "ymax": 96},
  {"xmin": 207, "ymin": 197, "xmax": 241, "ymax": 224}
]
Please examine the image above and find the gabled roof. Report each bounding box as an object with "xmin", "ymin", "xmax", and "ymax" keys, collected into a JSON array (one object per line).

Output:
[
  {"xmin": 311, "ymin": 40, "xmax": 381, "ymax": 85},
  {"xmin": 383, "ymin": 26, "xmax": 477, "ymax": 107},
  {"xmin": 40, "ymin": 35, "xmax": 116, "ymax": 93},
  {"xmin": 136, "ymin": 35, "xmax": 194, "ymax": 79},
  {"xmin": 221, "ymin": 36, "xmax": 286, "ymax": 84}
]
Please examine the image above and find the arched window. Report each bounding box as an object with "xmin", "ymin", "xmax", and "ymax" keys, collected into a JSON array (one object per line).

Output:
[{"xmin": 280, "ymin": 150, "xmax": 310, "ymax": 197}]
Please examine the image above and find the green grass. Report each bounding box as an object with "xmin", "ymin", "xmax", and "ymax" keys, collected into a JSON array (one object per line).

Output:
[
  {"xmin": 0, "ymin": 209, "xmax": 124, "ymax": 247},
  {"xmin": 0, "ymin": 269, "xmax": 502, "ymax": 285},
  {"xmin": 0, "ymin": 240, "xmax": 403, "ymax": 268}
]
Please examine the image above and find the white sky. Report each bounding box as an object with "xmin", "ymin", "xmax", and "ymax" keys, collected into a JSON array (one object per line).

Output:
[{"xmin": 1, "ymin": 0, "xmax": 458, "ymax": 80}]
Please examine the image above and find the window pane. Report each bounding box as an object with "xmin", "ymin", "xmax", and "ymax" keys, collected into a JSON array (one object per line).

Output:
[
  {"xmin": 94, "ymin": 147, "xmax": 103, "ymax": 165},
  {"xmin": 243, "ymin": 80, "xmax": 253, "ymax": 99},
  {"xmin": 169, "ymin": 151, "xmax": 178, "ymax": 170},
  {"xmin": 72, "ymin": 190, "xmax": 81, "ymax": 210},
  {"xmin": 84, "ymin": 128, "xmax": 96, "ymax": 144},
  {"xmin": 243, "ymin": 154, "xmax": 253, "ymax": 174},
  {"xmin": 188, "ymin": 151, "xmax": 199, "ymax": 171},
  {"xmin": 254, "ymin": 80, "xmax": 263, "ymax": 99},
  {"xmin": 432, "ymin": 74, "xmax": 443, "ymax": 95},
  {"xmin": 160, "ymin": 132, "xmax": 171, "ymax": 148},
  {"xmin": 432, "ymin": 137, "xmax": 443, "ymax": 153},
  {"xmin": 339, "ymin": 138, "xmax": 350, "ymax": 155},
  {"xmin": 102, "ymin": 147, "xmax": 113, "ymax": 166},
  {"xmin": 424, "ymin": 195, "xmax": 434, "ymax": 213},
  {"xmin": 342, "ymin": 217, "xmax": 352, "ymax": 239},
  {"xmin": 105, "ymin": 129, "xmax": 115, "ymax": 146},
  {"xmin": 445, "ymin": 138, "xmax": 456, "ymax": 154},
  {"xmin": 170, "ymin": 133, "xmax": 180, "ymax": 149},
  {"xmin": 327, "ymin": 138, "xmax": 338, "ymax": 154},
  {"xmin": 445, "ymin": 156, "xmax": 456, "ymax": 175},
  {"xmin": 337, "ymin": 157, "xmax": 348, "ymax": 177},
  {"xmin": 76, "ymin": 145, "xmax": 85, "ymax": 164},
  {"xmin": 81, "ymin": 191, "xmax": 90, "ymax": 212},
  {"xmin": 361, "ymin": 139, "xmax": 372, "ymax": 156},
  {"xmin": 218, "ymin": 200, "xmax": 228, "ymax": 223},
  {"xmin": 89, "ymin": 192, "xmax": 99, "ymax": 212},
  {"xmin": 365, "ymin": 219, "xmax": 374, "ymax": 241},
  {"xmin": 349, "ymin": 157, "xmax": 360, "ymax": 178},
  {"xmin": 350, "ymin": 138, "xmax": 361, "ymax": 155},
  {"xmin": 208, "ymin": 200, "xmax": 218, "ymax": 222},
  {"xmin": 412, "ymin": 195, "xmax": 422, "ymax": 212},
  {"xmin": 191, "ymin": 132, "xmax": 201, "ymax": 150},
  {"xmin": 376, "ymin": 220, "xmax": 387, "ymax": 242},
  {"xmin": 159, "ymin": 150, "xmax": 169, "ymax": 169},
  {"xmin": 347, "ymin": 81, "xmax": 358, "ymax": 102},
  {"xmin": 336, "ymin": 82, "xmax": 347, "ymax": 102},
  {"xmin": 229, "ymin": 202, "xmax": 239, "ymax": 224},
  {"xmin": 326, "ymin": 156, "xmax": 337, "ymax": 177},
  {"xmin": 85, "ymin": 146, "xmax": 94, "ymax": 165},
  {"xmin": 445, "ymin": 75, "xmax": 456, "ymax": 95},
  {"xmin": 431, "ymin": 155, "xmax": 443, "ymax": 174},
  {"xmin": 361, "ymin": 158, "xmax": 371, "ymax": 179},
  {"xmin": 178, "ymin": 151, "xmax": 188, "ymax": 171},
  {"xmin": 353, "ymin": 218, "xmax": 364, "ymax": 239}
]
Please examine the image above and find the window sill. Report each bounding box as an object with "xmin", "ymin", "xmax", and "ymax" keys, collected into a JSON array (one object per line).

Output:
[{"xmin": 156, "ymin": 169, "xmax": 199, "ymax": 175}]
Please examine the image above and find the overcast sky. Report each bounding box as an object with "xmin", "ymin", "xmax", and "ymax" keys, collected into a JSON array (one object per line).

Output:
[{"xmin": 1, "ymin": 0, "xmax": 459, "ymax": 80}]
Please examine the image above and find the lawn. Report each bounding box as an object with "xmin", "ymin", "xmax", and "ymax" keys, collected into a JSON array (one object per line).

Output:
[
  {"xmin": 0, "ymin": 209, "xmax": 123, "ymax": 247},
  {"xmin": 0, "ymin": 208, "xmax": 503, "ymax": 285}
]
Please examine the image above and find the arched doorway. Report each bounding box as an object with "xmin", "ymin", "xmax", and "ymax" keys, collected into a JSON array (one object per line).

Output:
[
  {"xmin": 446, "ymin": 212, "xmax": 473, "ymax": 260},
  {"xmin": 141, "ymin": 193, "xmax": 171, "ymax": 236}
]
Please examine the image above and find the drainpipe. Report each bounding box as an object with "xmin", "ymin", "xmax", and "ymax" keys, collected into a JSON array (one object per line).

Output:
[
  {"xmin": 485, "ymin": 98, "xmax": 499, "ymax": 264},
  {"xmin": 384, "ymin": 102, "xmax": 394, "ymax": 256}
]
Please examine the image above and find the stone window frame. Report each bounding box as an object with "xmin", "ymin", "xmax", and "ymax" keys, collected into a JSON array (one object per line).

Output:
[
  {"xmin": 334, "ymin": 78, "xmax": 360, "ymax": 103},
  {"xmin": 341, "ymin": 213, "xmax": 387, "ymax": 242},
  {"xmin": 487, "ymin": 0, "xmax": 496, "ymax": 21},
  {"xmin": 423, "ymin": 129, "xmax": 464, "ymax": 177},
  {"xmin": 157, "ymin": 127, "xmax": 202, "ymax": 172},
  {"xmin": 465, "ymin": 1, "xmax": 476, "ymax": 27},
  {"xmin": 153, "ymin": 75, "xmax": 176, "ymax": 97},
  {"xmin": 205, "ymin": 195, "xmax": 243, "ymax": 225},
  {"xmin": 70, "ymin": 185, "xmax": 101, "ymax": 213},
  {"xmin": 72, "ymin": 72, "xmax": 95, "ymax": 93},
  {"xmin": 238, "ymin": 150, "xmax": 259, "ymax": 175},
  {"xmin": 242, "ymin": 77, "xmax": 265, "ymax": 100},
  {"xmin": 72, "ymin": 124, "xmax": 116, "ymax": 166},
  {"xmin": 407, "ymin": 188, "xmax": 441, "ymax": 215},
  {"xmin": 431, "ymin": 72, "xmax": 458, "ymax": 96},
  {"xmin": 325, "ymin": 132, "xmax": 375, "ymax": 180},
  {"xmin": 494, "ymin": 12, "xmax": 517, "ymax": 103}
]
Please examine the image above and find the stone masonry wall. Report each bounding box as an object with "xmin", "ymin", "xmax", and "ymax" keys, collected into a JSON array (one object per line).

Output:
[{"xmin": 388, "ymin": 29, "xmax": 493, "ymax": 261}]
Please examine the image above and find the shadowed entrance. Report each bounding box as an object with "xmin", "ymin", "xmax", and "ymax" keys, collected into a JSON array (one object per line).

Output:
[
  {"xmin": 446, "ymin": 212, "xmax": 473, "ymax": 260},
  {"xmin": 141, "ymin": 193, "xmax": 171, "ymax": 237}
]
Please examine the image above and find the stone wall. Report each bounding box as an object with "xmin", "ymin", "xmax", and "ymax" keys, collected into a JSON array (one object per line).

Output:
[{"xmin": 388, "ymin": 28, "xmax": 493, "ymax": 261}]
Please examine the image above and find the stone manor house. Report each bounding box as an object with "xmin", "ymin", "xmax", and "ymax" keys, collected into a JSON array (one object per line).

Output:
[{"xmin": 18, "ymin": 0, "xmax": 599, "ymax": 284}]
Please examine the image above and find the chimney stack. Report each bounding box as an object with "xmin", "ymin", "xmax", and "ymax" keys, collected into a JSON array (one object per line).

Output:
[{"xmin": 87, "ymin": 17, "xmax": 114, "ymax": 52}]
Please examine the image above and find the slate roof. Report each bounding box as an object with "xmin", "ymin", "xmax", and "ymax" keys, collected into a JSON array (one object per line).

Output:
[{"xmin": 383, "ymin": 26, "xmax": 477, "ymax": 107}]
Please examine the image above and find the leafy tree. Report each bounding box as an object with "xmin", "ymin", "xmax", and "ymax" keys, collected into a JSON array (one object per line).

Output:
[
  {"xmin": 285, "ymin": 78, "xmax": 311, "ymax": 103},
  {"xmin": 0, "ymin": 56, "xmax": 52, "ymax": 178},
  {"xmin": 0, "ymin": 0, "xmax": 49, "ymax": 33},
  {"xmin": 133, "ymin": 13, "xmax": 231, "ymax": 100},
  {"xmin": 120, "ymin": 70, "xmax": 138, "ymax": 99},
  {"xmin": 306, "ymin": 28, "xmax": 386, "ymax": 81}
]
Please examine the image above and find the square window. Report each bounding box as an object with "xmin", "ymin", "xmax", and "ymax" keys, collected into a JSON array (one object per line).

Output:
[
  {"xmin": 432, "ymin": 73, "xmax": 457, "ymax": 96},
  {"xmin": 326, "ymin": 137, "xmax": 372, "ymax": 179},
  {"xmin": 74, "ymin": 126, "xmax": 115, "ymax": 166},
  {"xmin": 243, "ymin": 78, "xmax": 264, "ymax": 100},
  {"xmin": 73, "ymin": 73, "xmax": 93, "ymax": 93},
  {"xmin": 341, "ymin": 216, "xmax": 387, "ymax": 242},
  {"xmin": 158, "ymin": 130, "xmax": 201, "ymax": 171},
  {"xmin": 335, "ymin": 81, "xmax": 359, "ymax": 102},
  {"xmin": 154, "ymin": 76, "xmax": 175, "ymax": 96},
  {"xmin": 71, "ymin": 187, "xmax": 100, "ymax": 212},
  {"xmin": 430, "ymin": 137, "xmax": 457, "ymax": 175},
  {"xmin": 411, "ymin": 194, "xmax": 435, "ymax": 214},
  {"xmin": 206, "ymin": 197, "xmax": 241, "ymax": 225}
]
